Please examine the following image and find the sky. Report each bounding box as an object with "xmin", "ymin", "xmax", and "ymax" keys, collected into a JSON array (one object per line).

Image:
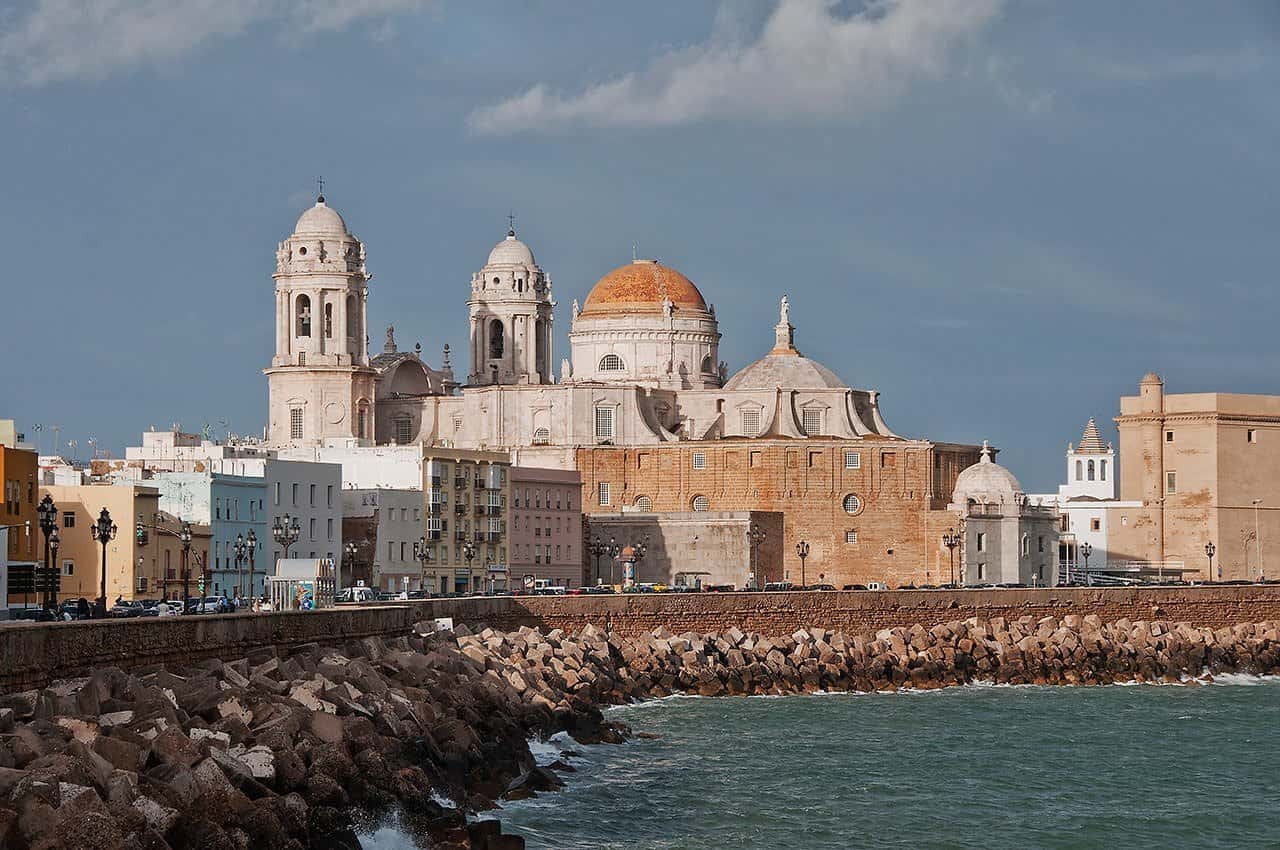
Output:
[{"xmin": 2, "ymin": 0, "xmax": 1279, "ymax": 490}]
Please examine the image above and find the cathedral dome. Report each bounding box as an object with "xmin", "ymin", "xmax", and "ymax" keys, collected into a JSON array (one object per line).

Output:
[
  {"xmin": 952, "ymin": 442, "xmax": 1023, "ymax": 504},
  {"xmin": 294, "ymin": 196, "xmax": 349, "ymax": 236},
  {"xmin": 723, "ymin": 353, "xmax": 845, "ymax": 391},
  {"xmin": 580, "ymin": 259, "xmax": 707, "ymax": 317},
  {"xmin": 487, "ymin": 230, "xmax": 536, "ymax": 266}
]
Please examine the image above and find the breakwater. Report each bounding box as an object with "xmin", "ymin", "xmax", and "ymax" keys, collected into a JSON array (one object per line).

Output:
[
  {"xmin": 5, "ymin": 585, "xmax": 1280, "ymax": 692},
  {"xmin": 2, "ymin": 613, "xmax": 1280, "ymax": 849}
]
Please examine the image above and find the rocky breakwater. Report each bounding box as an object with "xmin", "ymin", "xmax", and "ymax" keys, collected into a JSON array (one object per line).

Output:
[
  {"xmin": 0, "ymin": 626, "xmax": 620, "ymax": 850},
  {"xmin": 1, "ymin": 614, "xmax": 1278, "ymax": 849}
]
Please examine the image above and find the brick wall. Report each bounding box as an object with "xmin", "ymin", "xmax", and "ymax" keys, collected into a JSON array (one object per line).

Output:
[{"xmin": 3, "ymin": 587, "xmax": 1279, "ymax": 693}]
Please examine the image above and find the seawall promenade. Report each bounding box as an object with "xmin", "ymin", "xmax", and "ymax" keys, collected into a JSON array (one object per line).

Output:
[{"xmin": 3, "ymin": 586, "xmax": 1280, "ymax": 693}]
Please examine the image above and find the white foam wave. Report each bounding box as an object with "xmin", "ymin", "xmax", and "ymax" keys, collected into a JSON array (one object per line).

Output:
[
  {"xmin": 430, "ymin": 790, "xmax": 455, "ymax": 808},
  {"xmin": 527, "ymin": 737, "xmax": 566, "ymax": 765}
]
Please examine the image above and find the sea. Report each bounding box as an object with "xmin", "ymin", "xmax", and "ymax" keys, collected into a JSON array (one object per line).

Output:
[{"xmin": 358, "ymin": 677, "xmax": 1280, "ymax": 849}]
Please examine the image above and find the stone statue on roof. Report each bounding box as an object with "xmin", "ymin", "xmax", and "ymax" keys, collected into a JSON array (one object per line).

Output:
[{"xmin": 780, "ymin": 294, "xmax": 790, "ymax": 325}]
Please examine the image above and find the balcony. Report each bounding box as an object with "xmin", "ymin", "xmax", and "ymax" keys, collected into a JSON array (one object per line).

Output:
[
  {"xmin": 486, "ymin": 532, "xmax": 502, "ymax": 543},
  {"xmin": 428, "ymin": 489, "xmax": 445, "ymax": 505},
  {"xmin": 454, "ymin": 503, "xmax": 466, "ymax": 516},
  {"xmin": 454, "ymin": 530, "xmax": 466, "ymax": 542},
  {"xmin": 428, "ymin": 503, "xmax": 442, "ymax": 517},
  {"xmin": 454, "ymin": 476, "xmax": 468, "ymax": 489},
  {"xmin": 473, "ymin": 532, "xmax": 486, "ymax": 543},
  {"xmin": 474, "ymin": 503, "xmax": 486, "ymax": 516},
  {"xmin": 485, "ymin": 505, "xmax": 502, "ymax": 517}
]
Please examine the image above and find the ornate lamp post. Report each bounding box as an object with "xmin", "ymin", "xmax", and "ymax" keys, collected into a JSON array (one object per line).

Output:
[
  {"xmin": 90, "ymin": 508, "xmax": 118, "ymax": 617},
  {"xmin": 36, "ymin": 495, "xmax": 58, "ymax": 610},
  {"xmin": 1080, "ymin": 541, "xmax": 1093, "ymax": 586},
  {"xmin": 233, "ymin": 533, "xmax": 248, "ymax": 601},
  {"xmin": 179, "ymin": 521, "xmax": 193, "ymax": 603},
  {"xmin": 461, "ymin": 539, "xmax": 477, "ymax": 594},
  {"xmin": 747, "ymin": 523, "xmax": 767, "ymax": 589},
  {"xmin": 942, "ymin": 528, "xmax": 961, "ymax": 587},
  {"xmin": 48, "ymin": 526, "xmax": 60, "ymax": 609},
  {"xmin": 795, "ymin": 540, "xmax": 810, "ymax": 588},
  {"xmin": 1205, "ymin": 541, "xmax": 1216, "ymax": 583},
  {"xmin": 588, "ymin": 537, "xmax": 607, "ymax": 586},
  {"xmin": 272, "ymin": 514, "xmax": 301, "ymax": 560},
  {"xmin": 413, "ymin": 536, "xmax": 432, "ymax": 594},
  {"xmin": 344, "ymin": 540, "xmax": 361, "ymax": 590},
  {"xmin": 245, "ymin": 529, "xmax": 256, "ymax": 599}
]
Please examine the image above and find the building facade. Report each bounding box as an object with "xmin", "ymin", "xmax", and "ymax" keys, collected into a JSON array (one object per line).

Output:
[
  {"xmin": 155, "ymin": 473, "xmax": 268, "ymax": 598},
  {"xmin": 1109, "ymin": 373, "xmax": 1280, "ymax": 581},
  {"xmin": 508, "ymin": 465, "xmax": 582, "ymax": 588},
  {"xmin": 1, "ymin": 445, "xmax": 38, "ymax": 613},
  {"xmin": 341, "ymin": 488, "xmax": 424, "ymax": 592},
  {"xmin": 421, "ymin": 449, "xmax": 510, "ymax": 594}
]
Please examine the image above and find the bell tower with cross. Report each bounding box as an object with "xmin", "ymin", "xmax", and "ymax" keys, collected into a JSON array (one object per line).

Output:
[{"xmin": 264, "ymin": 183, "xmax": 378, "ymax": 446}]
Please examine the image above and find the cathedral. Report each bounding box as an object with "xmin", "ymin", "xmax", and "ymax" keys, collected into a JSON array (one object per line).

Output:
[{"xmin": 265, "ymin": 193, "xmax": 985, "ymax": 585}]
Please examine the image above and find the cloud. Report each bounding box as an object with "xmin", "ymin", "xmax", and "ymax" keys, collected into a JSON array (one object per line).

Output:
[
  {"xmin": 468, "ymin": 0, "xmax": 1004, "ymax": 134},
  {"xmin": 1087, "ymin": 48, "xmax": 1268, "ymax": 84},
  {"xmin": 0, "ymin": 0, "xmax": 428, "ymax": 85}
]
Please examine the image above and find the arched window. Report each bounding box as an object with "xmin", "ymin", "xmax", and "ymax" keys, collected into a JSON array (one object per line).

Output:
[
  {"xmin": 1075, "ymin": 459, "xmax": 1083, "ymax": 481},
  {"xmin": 701, "ymin": 355, "xmax": 713, "ymax": 374},
  {"xmin": 843, "ymin": 494, "xmax": 861, "ymax": 515},
  {"xmin": 323, "ymin": 303, "xmax": 333, "ymax": 338},
  {"xmin": 599, "ymin": 353, "xmax": 624, "ymax": 372},
  {"xmin": 635, "ymin": 496, "xmax": 653, "ymax": 511},
  {"xmin": 691, "ymin": 495, "xmax": 709, "ymax": 512},
  {"xmin": 356, "ymin": 401, "xmax": 369, "ymax": 440},
  {"xmin": 1087, "ymin": 460, "xmax": 1095, "ymax": 481},
  {"xmin": 488, "ymin": 319, "xmax": 505, "ymax": 358},
  {"xmin": 532, "ymin": 427, "xmax": 550, "ymax": 445},
  {"xmin": 295, "ymin": 294, "xmax": 312, "ymax": 337},
  {"xmin": 1100, "ymin": 460, "xmax": 1107, "ymax": 481},
  {"xmin": 346, "ymin": 294, "xmax": 357, "ymax": 339}
]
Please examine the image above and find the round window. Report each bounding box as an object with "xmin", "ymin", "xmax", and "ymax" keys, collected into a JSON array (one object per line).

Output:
[
  {"xmin": 692, "ymin": 495, "xmax": 709, "ymax": 512},
  {"xmin": 843, "ymin": 494, "xmax": 862, "ymax": 515},
  {"xmin": 297, "ymin": 246, "xmax": 307, "ymax": 256}
]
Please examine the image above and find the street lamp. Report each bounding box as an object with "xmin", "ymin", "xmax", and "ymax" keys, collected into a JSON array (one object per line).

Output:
[
  {"xmin": 941, "ymin": 529, "xmax": 961, "ymax": 587},
  {"xmin": 413, "ymin": 536, "xmax": 432, "ymax": 594},
  {"xmin": 461, "ymin": 538, "xmax": 477, "ymax": 594},
  {"xmin": 48, "ymin": 527, "xmax": 60, "ymax": 609},
  {"xmin": 1252, "ymin": 498, "xmax": 1264, "ymax": 581},
  {"xmin": 747, "ymin": 524, "xmax": 767, "ymax": 589},
  {"xmin": 1080, "ymin": 541, "xmax": 1093, "ymax": 586},
  {"xmin": 233, "ymin": 533, "xmax": 247, "ymax": 601},
  {"xmin": 795, "ymin": 540, "xmax": 810, "ymax": 588},
  {"xmin": 272, "ymin": 513, "xmax": 301, "ymax": 560},
  {"xmin": 344, "ymin": 540, "xmax": 361, "ymax": 589},
  {"xmin": 36, "ymin": 495, "xmax": 58, "ymax": 610},
  {"xmin": 245, "ymin": 529, "xmax": 256, "ymax": 600},
  {"xmin": 90, "ymin": 507, "xmax": 118, "ymax": 617},
  {"xmin": 1205, "ymin": 541, "xmax": 1216, "ymax": 583},
  {"xmin": 179, "ymin": 521, "xmax": 193, "ymax": 603}
]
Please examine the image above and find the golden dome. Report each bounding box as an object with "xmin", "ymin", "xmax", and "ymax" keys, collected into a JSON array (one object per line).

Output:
[{"xmin": 580, "ymin": 259, "xmax": 708, "ymax": 317}]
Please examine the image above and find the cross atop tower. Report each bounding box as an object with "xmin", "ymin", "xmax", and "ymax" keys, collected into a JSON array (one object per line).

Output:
[
  {"xmin": 317, "ymin": 176, "xmax": 325, "ymax": 202},
  {"xmin": 507, "ymin": 211, "xmax": 516, "ymax": 237}
]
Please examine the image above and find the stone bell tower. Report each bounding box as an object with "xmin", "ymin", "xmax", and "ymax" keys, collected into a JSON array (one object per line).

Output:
[
  {"xmin": 467, "ymin": 223, "xmax": 554, "ymax": 385},
  {"xmin": 264, "ymin": 192, "xmax": 377, "ymax": 446}
]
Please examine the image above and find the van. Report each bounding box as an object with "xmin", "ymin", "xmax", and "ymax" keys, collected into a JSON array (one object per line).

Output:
[{"xmin": 866, "ymin": 581, "xmax": 888, "ymax": 591}]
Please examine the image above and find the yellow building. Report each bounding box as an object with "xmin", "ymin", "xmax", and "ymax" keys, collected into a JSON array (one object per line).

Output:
[
  {"xmin": 1110, "ymin": 373, "xmax": 1280, "ymax": 581},
  {"xmin": 3, "ymin": 445, "xmax": 40, "ymax": 609},
  {"xmin": 421, "ymin": 448, "xmax": 510, "ymax": 594},
  {"xmin": 39, "ymin": 485, "xmax": 212, "ymax": 604}
]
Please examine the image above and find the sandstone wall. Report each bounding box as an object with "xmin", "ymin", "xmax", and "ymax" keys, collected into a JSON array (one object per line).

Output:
[{"xmin": 4, "ymin": 586, "xmax": 1280, "ymax": 692}]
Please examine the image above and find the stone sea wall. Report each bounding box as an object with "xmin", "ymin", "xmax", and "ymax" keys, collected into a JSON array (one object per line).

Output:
[
  {"xmin": 4, "ymin": 586, "xmax": 1280, "ymax": 693},
  {"xmin": 1, "ymin": 613, "xmax": 1279, "ymax": 848}
]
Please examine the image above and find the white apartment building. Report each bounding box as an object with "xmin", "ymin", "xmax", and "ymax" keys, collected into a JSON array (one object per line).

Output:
[{"xmin": 342, "ymin": 488, "xmax": 424, "ymax": 592}]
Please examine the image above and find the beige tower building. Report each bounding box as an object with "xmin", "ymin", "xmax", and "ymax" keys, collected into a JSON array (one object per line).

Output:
[
  {"xmin": 264, "ymin": 193, "xmax": 377, "ymax": 446},
  {"xmin": 468, "ymin": 226, "xmax": 554, "ymax": 386}
]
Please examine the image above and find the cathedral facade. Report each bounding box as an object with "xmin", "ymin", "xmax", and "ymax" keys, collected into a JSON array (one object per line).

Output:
[{"xmin": 265, "ymin": 195, "xmax": 983, "ymax": 585}]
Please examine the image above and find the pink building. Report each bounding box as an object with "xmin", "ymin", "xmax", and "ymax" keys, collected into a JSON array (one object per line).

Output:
[{"xmin": 509, "ymin": 466, "xmax": 582, "ymax": 588}]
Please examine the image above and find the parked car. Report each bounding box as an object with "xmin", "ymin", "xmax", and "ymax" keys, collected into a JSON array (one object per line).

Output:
[
  {"xmin": 13, "ymin": 608, "xmax": 58, "ymax": 622},
  {"xmin": 866, "ymin": 582, "xmax": 888, "ymax": 591},
  {"xmin": 58, "ymin": 600, "xmax": 85, "ymax": 620},
  {"xmin": 996, "ymin": 582, "xmax": 1028, "ymax": 589},
  {"xmin": 842, "ymin": 584, "xmax": 869, "ymax": 591},
  {"xmin": 193, "ymin": 597, "xmax": 224, "ymax": 614},
  {"xmin": 109, "ymin": 601, "xmax": 145, "ymax": 618},
  {"xmin": 807, "ymin": 583, "xmax": 836, "ymax": 591},
  {"xmin": 763, "ymin": 581, "xmax": 794, "ymax": 592}
]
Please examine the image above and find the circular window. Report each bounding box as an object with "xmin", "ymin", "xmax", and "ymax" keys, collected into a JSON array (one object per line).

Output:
[
  {"xmin": 842, "ymin": 494, "xmax": 862, "ymax": 515},
  {"xmin": 297, "ymin": 246, "xmax": 307, "ymax": 256},
  {"xmin": 692, "ymin": 495, "xmax": 709, "ymax": 512}
]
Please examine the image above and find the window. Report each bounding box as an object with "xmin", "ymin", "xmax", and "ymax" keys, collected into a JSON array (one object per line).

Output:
[
  {"xmin": 1249, "ymin": 429, "xmax": 1259, "ymax": 444},
  {"xmin": 63, "ymin": 561, "xmax": 74, "ymax": 576},
  {"xmin": 1121, "ymin": 516, "xmax": 1129, "ymax": 526},
  {"xmin": 599, "ymin": 353, "xmax": 624, "ymax": 372},
  {"xmin": 453, "ymin": 418, "xmax": 463, "ymax": 433},
  {"xmin": 1100, "ymin": 460, "xmax": 1107, "ymax": 481},
  {"xmin": 327, "ymin": 485, "xmax": 333, "ymax": 507},
  {"xmin": 1166, "ymin": 471, "xmax": 1177, "ymax": 494},
  {"xmin": 488, "ymin": 319, "xmax": 505, "ymax": 358},
  {"xmin": 802, "ymin": 408, "xmax": 822, "ymax": 435},
  {"xmin": 977, "ymin": 563, "xmax": 986, "ymax": 581},
  {"xmin": 309, "ymin": 518, "xmax": 316, "ymax": 539},
  {"xmin": 327, "ymin": 518, "xmax": 333, "ymax": 540},
  {"xmin": 395, "ymin": 417, "xmax": 413, "ymax": 445},
  {"xmin": 295, "ymin": 294, "xmax": 311, "ymax": 337},
  {"xmin": 1021, "ymin": 534, "xmax": 1030, "ymax": 556},
  {"xmin": 63, "ymin": 512, "xmax": 75, "ymax": 528},
  {"xmin": 692, "ymin": 451, "xmax": 707, "ymax": 470},
  {"xmin": 598, "ymin": 482, "xmax": 611, "ymax": 506},
  {"xmin": 842, "ymin": 494, "xmax": 861, "ymax": 515},
  {"xmin": 1165, "ymin": 431, "xmax": 1174, "ymax": 442},
  {"xmin": 324, "ymin": 303, "xmax": 333, "ymax": 338},
  {"xmin": 635, "ymin": 496, "xmax": 652, "ymax": 511},
  {"xmin": 1038, "ymin": 535, "xmax": 1045, "ymax": 553},
  {"xmin": 692, "ymin": 495, "xmax": 709, "ymax": 512},
  {"xmin": 844, "ymin": 450, "xmax": 860, "ymax": 470},
  {"xmin": 845, "ymin": 530, "xmax": 858, "ymax": 544},
  {"xmin": 1087, "ymin": 460, "xmax": 1095, "ymax": 481},
  {"xmin": 1075, "ymin": 460, "xmax": 1083, "ymax": 481},
  {"xmin": 1091, "ymin": 518, "xmax": 1101, "ymax": 532},
  {"xmin": 881, "ymin": 452, "xmax": 896, "ymax": 468},
  {"xmin": 976, "ymin": 532, "xmax": 986, "ymax": 553},
  {"xmin": 750, "ymin": 451, "xmax": 762, "ymax": 468},
  {"xmin": 741, "ymin": 409, "xmax": 761, "ymax": 437},
  {"xmin": 595, "ymin": 406, "xmax": 615, "ymax": 440},
  {"xmin": 274, "ymin": 482, "xmax": 281, "ymax": 505},
  {"xmin": 357, "ymin": 404, "xmax": 368, "ymax": 440},
  {"xmin": 532, "ymin": 427, "xmax": 550, "ymax": 445},
  {"xmin": 309, "ymin": 484, "xmax": 316, "ymax": 506},
  {"xmin": 290, "ymin": 408, "xmax": 303, "ymax": 441},
  {"xmin": 292, "ymin": 483, "xmax": 298, "ymax": 505}
]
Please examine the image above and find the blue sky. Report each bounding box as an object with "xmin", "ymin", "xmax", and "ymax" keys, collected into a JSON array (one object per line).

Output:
[{"xmin": 2, "ymin": 0, "xmax": 1278, "ymax": 489}]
